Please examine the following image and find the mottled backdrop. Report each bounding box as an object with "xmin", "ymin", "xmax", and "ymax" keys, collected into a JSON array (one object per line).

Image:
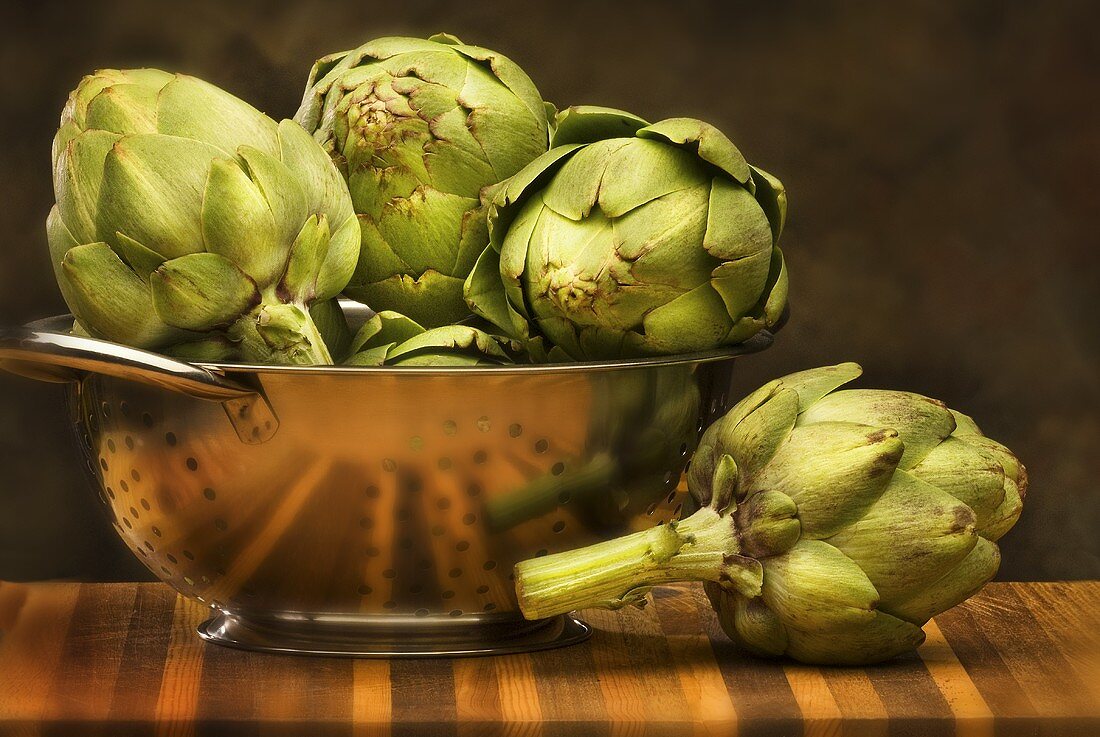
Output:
[{"xmin": 0, "ymin": 0, "xmax": 1096, "ymax": 581}]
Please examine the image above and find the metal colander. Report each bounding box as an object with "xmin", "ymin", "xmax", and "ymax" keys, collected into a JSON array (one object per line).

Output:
[{"xmin": 0, "ymin": 303, "xmax": 774, "ymax": 657}]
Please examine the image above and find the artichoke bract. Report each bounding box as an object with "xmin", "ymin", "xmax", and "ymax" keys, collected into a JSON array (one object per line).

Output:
[
  {"xmin": 465, "ymin": 106, "xmax": 788, "ymax": 361},
  {"xmin": 49, "ymin": 69, "xmax": 360, "ymax": 365},
  {"xmin": 295, "ymin": 34, "xmax": 551, "ymax": 328},
  {"xmin": 513, "ymin": 364, "xmax": 1027, "ymax": 665},
  {"xmin": 346, "ymin": 310, "xmax": 518, "ymax": 366}
]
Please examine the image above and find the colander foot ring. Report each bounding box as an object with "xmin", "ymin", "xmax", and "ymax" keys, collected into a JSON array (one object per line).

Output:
[{"xmin": 196, "ymin": 610, "xmax": 591, "ymax": 658}]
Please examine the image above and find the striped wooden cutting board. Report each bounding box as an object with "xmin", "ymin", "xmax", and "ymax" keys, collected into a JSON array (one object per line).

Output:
[{"xmin": 0, "ymin": 581, "xmax": 1096, "ymax": 736}]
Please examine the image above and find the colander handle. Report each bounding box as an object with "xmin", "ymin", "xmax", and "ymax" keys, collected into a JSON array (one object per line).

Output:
[{"xmin": 0, "ymin": 325, "xmax": 279, "ymax": 445}]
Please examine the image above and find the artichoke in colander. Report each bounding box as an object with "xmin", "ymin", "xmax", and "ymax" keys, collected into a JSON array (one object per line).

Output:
[
  {"xmin": 465, "ymin": 106, "xmax": 788, "ymax": 360},
  {"xmin": 295, "ymin": 34, "xmax": 551, "ymax": 328},
  {"xmin": 49, "ymin": 69, "xmax": 360, "ymax": 365},
  {"xmin": 345, "ymin": 311, "xmax": 519, "ymax": 367},
  {"xmin": 513, "ymin": 363, "xmax": 1026, "ymax": 665}
]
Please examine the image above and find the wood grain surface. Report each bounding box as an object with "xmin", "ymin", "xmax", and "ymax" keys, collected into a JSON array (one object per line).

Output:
[{"xmin": 0, "ymin": 581, "xmax": 1096, "ymax": 736}]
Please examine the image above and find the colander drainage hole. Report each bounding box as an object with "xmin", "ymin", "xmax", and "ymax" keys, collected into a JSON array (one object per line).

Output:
[
  {"xmin": 473, "ymin": 450, "xmax": 488, "ymax": 464},
  {"xmin": 438, "ymin": 457, "xmax": 452, "ymax": 471},
  {"xmin": 119, "ymin": 401, "xmax": 130, "ymax": 416},
  {"xmin": 382, "ymin": 458, "xmax": 397, "ymax": 472},
  {"xmin": 358, "ymin": 585, "xmax": 372, "ymax": 596},
  {"xmin": 534, "ymin": 439, "xmax": 549, "ymax": 453},
  {"xmin": 366, "ymin": 546, "xmax": 380, "ymax": 557},
  {"xmin": 442, "ymin": 590, "xmax": 455, "ymax": 599},
  {"xmin": 558, "ymin": 491, "xmax": 571, "ymax": 504},
  {"xmin": 552, "ymin": 521, "xmax": 566, "ymax": 533},
  {"xmin": 414, "ymin": 608, "xmax": 429, "ymax": 617},
  {"xmin": 131, "ymin": 469, "xmax": 141, "ymax": 482},
  {"xmin": 123, "ymin": 518, "xmax": 132, "ymax": 530},
  {"xmin": 160, "ymin": 566, "xmax": 171, "ymax": 576},
  {"xmin": 477, "ymin": 416, "xmax": 491, "ymax": 432},
  {"xmin": 455, "ymin": 541, "xmax": 469, "ymax": 552},
  {"xmin": 483, "ymin": 603, "xmax": 497, "ymax": 612},
  {"xmin": 140, "ymin": 498, "xmax": 150, "ymax": 511},
  {"xmin": 152, "ymin": 526, "xmax": 161, "ymax": 537},
  {"xmin": 120, "ymin": 480, "xmax": 130, "ymax": 493},
  {"xmin": 430, "ymin": 526, "xmax": 444, "ymax": 537},
  {"xmin": 214, "ymin": 519, "xmax": 227, "ymax": 531},
  {"xmin": 166, "ymin": 554, "xmax": 177, "ymax": 564},
  {"xmin": 449, "ymin": 568, "xmax": 462, "ymax": 578},
  {"xmin": 673, "ymin": 503, "xmax": 683, "ymax": 518},
  {"xmin": 483, "ymin": 561, "xmax": 497, "ymax": 571},
  {"xmin": 409, "ymin": 584, "xmax": 423, "ymax": 595},
  {"xmin": 129, "ymin": 506, "xmax": 139, "ymax": 519},
  {"xmin": 449, "ymin": 609, "xmax": 463, "ymax": 617},
  {"xmin": 645, "ymin": 503, "xmax": 658, "ymax": 516},
  {"xmin": 106, "ymin": 486, "xmax": 115, "ymax": 500},
  {"xmin": 443, "ymin": 420, "xmax": 457, "ymax": 436},
  {"xmin": 203, "ymin": 488, "xmax": 216, "ymax": 501},
  {"xmin": 101, "ymin": 402, "xmax": 111, "ymax": 419},
  {"xmin": 552, "ymin": 462, "xmax": 566, "ymax": 476},
  {"xmin": 436, "ymin": 498, "xmax": 451, "ymax": 510},
  {"xmin": 186, "ymin": 458, "xmax": 198, "ymax": 472},
  {"xmin": 143, "ymin": 541, "xmax": 154, "ymax": 551},
  {"xmin": 667, "ymin": 491, "xmax": 677, "ymax": 503},
  {"xmin": 182, "ymin": 550, "xmax": 194, "ymax": 560},
  {"xmin": 125, "ymin": 436, "xmax": 134, "ymax": 451},
  {"xmin": 476, "ymin": 585, "xmax": 489, "ymax": 594},
  {"xmin": 365, "ymin": 484, "xmax": 380, "ymax": 498},
  {"xmin": 467, "ymin": 483, "xmax": 481, "ymax": 497},
  {"xmin": 509, "ymin": 423, "xmax": 522, "ymax": 437},
  {"xmin": 107, "ymin": 439, "xmax": 116, "ymax": 453},
  {"xmin": 359, "ymin": 517, "xmax": 372, "ymax": 529},
  {"xmin": 141, "ymin": 413, "xmax": 153, "ymax": 428},
  {"xmin": 99, "ymin": 458, "xmax": 108, "ymax": 472},
  {"xmin": 165, "ymin": 432, "xmax": 177, "ymax": 446},
  {"xmin": 462, "ymin": 513, "xmax": 477, "ymax": 525}
]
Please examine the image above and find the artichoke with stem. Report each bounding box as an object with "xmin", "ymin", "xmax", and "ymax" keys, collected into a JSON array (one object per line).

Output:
[
  {"xmin": 465, "ymin": 105, "xmax": 788, "ymax": 360},
  {"xmin": 295, "ymin": 34, "xmax": 551, "ymax": 328},
  {"xmin": 49, "ymin": 69, "xmax": 360, "ymax": 365},
  {"xmin": 513, "ymin": 364, "xmax": 1026, "ymax": 664}
]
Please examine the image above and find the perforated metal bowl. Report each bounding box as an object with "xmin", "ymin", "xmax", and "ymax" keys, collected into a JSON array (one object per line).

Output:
[{"xmin": 0, "ymin": 303, "xmax": 775, "ymax": 656}]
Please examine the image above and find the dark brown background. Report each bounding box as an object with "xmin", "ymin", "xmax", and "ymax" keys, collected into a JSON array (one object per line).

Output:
[{"xmin": 0, "ymin": 0, "xmax": 1096, "ymax": 582}]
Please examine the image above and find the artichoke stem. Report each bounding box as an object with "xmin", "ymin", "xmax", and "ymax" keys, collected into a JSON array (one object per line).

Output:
[
  {"xmin": 514, "ymin": 507, "xmax": 755, "ymax": 620},
  {"xmin": 232, "ymin": 301, "xmax": 334, "ymax": 366}
]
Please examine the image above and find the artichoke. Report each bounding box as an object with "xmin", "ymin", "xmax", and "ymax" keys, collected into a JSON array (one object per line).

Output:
[
  {"xmin": 513, "ymin": 364, "xmax": 1026, "ymax": 665},
  {"xmin": 346, "ymin": 311, "xmax": 518, "ymax": 366},
  {"xmin": 295, "ymin": 34, "xmax": 551, "ymax": 328},
  {"xmin": 49, "ymin": 69, "xmax": 360, "ymax": 365},
  {"xmin": 464, "ymin": 106, "xmax": 788, "ymax": 360}
]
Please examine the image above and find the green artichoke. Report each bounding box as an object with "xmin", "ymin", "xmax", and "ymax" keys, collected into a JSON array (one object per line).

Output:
[
  {"xmin": 346, "ymin": 311, "xmax": 518, "ymax": 366},
  {"xmin": 295, "ymin": 34, "xmax": 551, "ymax": 328},
  {"xmin": 49, "ymin": 69, "xmax": 360, "ymax": 365},
  {"xmin": 513, "ymin": 364, "xmax": 1026, "ymax": 665},
  {"xmin": 465, "ymin": 106, "xmax": 788, "ymax": 360}
]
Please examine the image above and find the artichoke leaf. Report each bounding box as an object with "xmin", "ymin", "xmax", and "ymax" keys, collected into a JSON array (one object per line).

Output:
[
  {"xmin": 760, "ymin": 539, "xmax": 879, "ymax": 633},
  {"xmin": 550, "ymin": 105, "xmax": 650, "ymax": 147},
  {"xmin": 637, "ymin": 117, "xmax": 752, "ymax": 186},
  {"xmin": 799, "ymin": 389, "xmax": 957, "ymax": 470},
  {"xmin": 825, "ymin": 470, "xmax": 978, "ymax": 609},
  {"xmin": 200, "ymin": 158, "xmax": 283, "ymax": 283},
  {"xmin": 150, "ymin": 252, "xmax": 260, "ymax": 332},
  {"xmin": 752, "ymin": 421, "xmax": 902, "ymax": 539}
]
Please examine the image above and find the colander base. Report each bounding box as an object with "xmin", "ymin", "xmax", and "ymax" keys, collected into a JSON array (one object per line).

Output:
[{"xmin": 196, "ymin": 610, "xmax": 591, "ymax": 658}]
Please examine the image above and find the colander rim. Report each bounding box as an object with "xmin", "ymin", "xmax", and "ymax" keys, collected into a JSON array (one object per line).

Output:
[{"xmin": 28, "ymin": 307, "xmax": 783, "ymax": 377}]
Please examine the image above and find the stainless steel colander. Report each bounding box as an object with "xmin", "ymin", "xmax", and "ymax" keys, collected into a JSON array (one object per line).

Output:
[{"xmin": 0, "ymin": 303, "xmax": 775, "ymax": 657}]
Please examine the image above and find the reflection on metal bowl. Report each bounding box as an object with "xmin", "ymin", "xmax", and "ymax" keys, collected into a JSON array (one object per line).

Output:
[{"xmin": 0, "ymin": 302, "xmax": 776, "ymax": 656}]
